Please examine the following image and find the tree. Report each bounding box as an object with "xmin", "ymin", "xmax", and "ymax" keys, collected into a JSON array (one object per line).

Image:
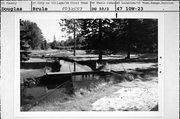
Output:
[
  {"xmin": 59, "ymin": 19, "xmax": 82, "ymax": 56},
  {"xmin": 79, "ymin": 19, "xmax": 113, "ymax": 61},
  {"xmin": 139, "ymin": 19, "xmax": 158, "ymax": 53},
  {"xmin": 20, "ymin": 19, "xmax": 47, "ymax": 61},
  {"xmin": 98, "ymin": 19, "xmax": 103, "ymax": 61},
  {"xmin": 20, "ymin": 19, "xmax": 44, "ymax": 50},
  {"xmin": 41, "ymin": 40, "xmax": 48, "ymax": 50},
  {"xmin": 100, "ymin": 19, "xmax": 158, "ymax": 59},
  {"xmin": 20, "ymin": 19, "xmax": 31, "ymax": 61},
  {"xmin": 50, "ymin": 35, "xmax": 58, "ymax": 49},
  {"xmin": 121, "ymin": 19, "xmax": 158, "ymax": 58},
  {"xmin": 79, "ymin": 19, "xmax": 158, "ymax": 59}
]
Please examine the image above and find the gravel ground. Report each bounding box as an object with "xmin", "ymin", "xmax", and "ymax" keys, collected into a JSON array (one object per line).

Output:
[
  {"xmin": 92, "ymin": 78, "xmax": 158, "ymax": 111},
  {"xmin": 92, "ymin": 86, "xmax": 158, "ymax": 111}
]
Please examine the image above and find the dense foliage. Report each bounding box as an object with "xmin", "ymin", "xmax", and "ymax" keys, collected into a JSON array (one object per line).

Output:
[
  {"xmin": 60, "ymin": 19, "xmax": 158, "ymax": 60},
  {"xmin": 20, "ymin": 19, "xmax": 46, "ymax": 61}
]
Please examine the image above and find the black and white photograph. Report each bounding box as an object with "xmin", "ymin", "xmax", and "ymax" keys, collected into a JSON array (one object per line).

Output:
[
  {"xmin": 20, "ymin": 18, "xmax": 159, "ymax": 112},
  {"xmin": 0, "ymin": 0, "xmax": 179, "ymax": 118}
]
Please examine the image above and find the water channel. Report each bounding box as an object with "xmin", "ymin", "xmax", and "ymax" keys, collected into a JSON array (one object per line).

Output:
[{"xmin": 21, "ymin": 60, "xmax": 118, "ymax": 111}]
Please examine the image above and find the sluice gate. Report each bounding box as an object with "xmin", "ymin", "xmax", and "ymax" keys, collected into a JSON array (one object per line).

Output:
[{"xmin": 38, "ymin": 71, "xmax": 112, "ymax": 84}]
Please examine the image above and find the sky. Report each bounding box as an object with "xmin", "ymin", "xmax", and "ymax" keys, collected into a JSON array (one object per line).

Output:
[{"xmin": 23, "ymin": 19, "xmax": 68, "ymax": 42}]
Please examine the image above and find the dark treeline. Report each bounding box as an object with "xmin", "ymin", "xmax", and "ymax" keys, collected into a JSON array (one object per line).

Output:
[
  {"xmin": 20, "ymin": 19, "xmax": 49, "ymax": 61},
  {"xmin": 60, "ymin": 19, "xmax": 158, "ymax": 60},
  {"xmin": 20, "ymin": 19, "xmax": 157, "ymax": 61},
  {"xmin": 20, "ymin": 19, "xmax": 47, "ymax": 50}
]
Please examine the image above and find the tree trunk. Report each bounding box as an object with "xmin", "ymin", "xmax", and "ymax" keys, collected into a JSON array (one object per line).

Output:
[
  {"xmin": 126, "ymin": 42, "xmax": 131, "ymax": 59},
  {"xmin": 98, "ymin": 19, "xmax": 102, "ymax": 61},
  {"xmin": 125, "ymin": 20, "xmax": 132, "ymax": 59},
  {"xmin": 73, "ymin": 19, "xmax": 76, "ymax": 56},
  {"xmin": 99, "ymin": 50, "xmax": 102, "ymax": 61}
]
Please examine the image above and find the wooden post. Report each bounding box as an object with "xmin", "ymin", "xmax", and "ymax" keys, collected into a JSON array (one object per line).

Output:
[{"xmin": 74, "ymin": 62, "xmax": 76, "ymax": 72}]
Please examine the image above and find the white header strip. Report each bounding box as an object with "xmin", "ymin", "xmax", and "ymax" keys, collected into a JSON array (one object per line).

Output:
[{"xmin": 0, "ymin": 0, "xmax": 179, "ymax": 12}]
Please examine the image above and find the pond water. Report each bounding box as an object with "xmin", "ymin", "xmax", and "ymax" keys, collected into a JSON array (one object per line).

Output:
[
  {"xmin": 21, "ymin": 60, "xmax": 119, "ymax": 111},
  {"xmin": 59, "ymin": 60, "xmax": 92, "ymax": 72}
]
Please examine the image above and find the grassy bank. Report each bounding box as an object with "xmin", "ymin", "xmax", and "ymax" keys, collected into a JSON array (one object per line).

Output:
[{"xmin": 29, "ymin": 69, "xmax": 158, "ymax": 111}]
